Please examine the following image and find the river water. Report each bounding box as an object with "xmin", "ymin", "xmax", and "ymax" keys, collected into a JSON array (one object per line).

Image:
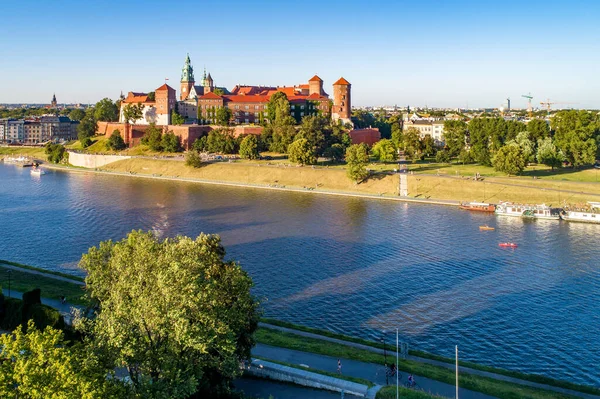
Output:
[{"xmin": 0, "ymin": 164, "xmax": 598, "ymax": 386}]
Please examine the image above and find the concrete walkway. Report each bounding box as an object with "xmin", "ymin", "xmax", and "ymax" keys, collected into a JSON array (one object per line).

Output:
[
  {"xmin": 260, "ymin": 323, "xmax": 600, "ymax": 399},
  {"xmin": 2, "ymin": 289, "xmax": 82, "ymax": 324},
  {"xmin": 0, "ymin": 262, "xmax": 84, "ymax": 285},
  {"xmin": 254, "ymin": 343, "xmax": 496, "ymax": 399}
]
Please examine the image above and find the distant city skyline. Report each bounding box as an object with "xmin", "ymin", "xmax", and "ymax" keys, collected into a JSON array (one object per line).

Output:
[{"xmin": 2, "ymin": 0, "xmax": 599, "ymax": 109}]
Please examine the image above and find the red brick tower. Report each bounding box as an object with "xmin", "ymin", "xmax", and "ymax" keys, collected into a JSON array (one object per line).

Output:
[
  {"xmin": 332, "ymin": 77, "xmax": 351, "ymax": 124},
  {"xmin": 155, "ymin": 84, "xmax": 176, "ymax": 124},
  {"xmin": 180, "ymin": 54, "xmax": 194, "ymax": 101},
  {"xmin": 308, "ymin": 75, "xmax": 324, "ymax": 96}
]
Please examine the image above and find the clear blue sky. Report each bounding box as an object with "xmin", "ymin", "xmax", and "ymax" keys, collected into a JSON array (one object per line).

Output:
[{"xmin": 2, "ymin": 0, "xmax": 599, "ymax": 109}]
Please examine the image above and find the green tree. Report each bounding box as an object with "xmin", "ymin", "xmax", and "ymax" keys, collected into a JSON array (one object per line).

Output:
[
  {"xmin": 527, "ymin": 118, "xmax": 550, "ymax": 143},
  {"xmin": 68, "ymin": 108, "xmax": 85, "ymax": 121},
  {"xmin": 77, "ymin": 108, "xmax": 97, "ymax": 146},
  {"xmin": 345, "ymin": 143, "xmax": 370, "ymax": 183},
  {"xmin": 536, "ymin": 137, "xmax": 564, "ymax": 170},
  {"xmin": 515, "ymin": 131, "xmax": 535, "ymax": 163},
  {"xmin": 267, "ymin": 92, "xmax": 293, "ymax": 124},
  {"xmin": 421, "ymin": 134, "xmax": 436, "ymax": 157},
  {"xmin": 122, "ymin": 103, "xmax": 144, "ymax": 125},
  {"xmin": 351, "ymin": 110, "xmax": 376, "ymax": 129},
  {"xmin": 323, "ymin": 143, "xmax": 345, "ymax": 162},
  {"xmin": 171, "ymin": 110, "xmax": 185, "ymax": 125},
  {"xmin": 94, "ymin": 98, "xmax": 119, "ymax": 122},
  {"xmin": 0, "ymin": 321, "xmax": 123, "ymax": 398},
  {"xmin": 141, "ymin": 123, "xmax": 163, "ymax": 151},
  {"xmin": 192, "ymin": 136, "xmax": 207, "ymax": 152},
  {"xmin": 288, "ymin": 138, "xmax": 317, "ymax": 165},
  {"xmin": 493, "ymin": 143, "xmax": 525, "ymax": 176},
  {"xmin": 45, "ymin": 143, "xmax": 66, "ymax": 164},
  {"xmin": 147, "ymin": 91, "xmax": 155, "ymax": 101},
  {"xmin": 78, "ymin": 231, "xmax": 259, "ymax": 399},
  {"xmin": 296, "ymin": 115, "xmax": 326, "ymax": 154},
  {"xmin": 403, "ymin": 127, "xmax": 423, "ymax": 161},
  {"xmin": 215, "ymin": 107, "xmax": 232, "ymax": 126},
  {"xmin": 161, "ymin": 131, "xmax": 182, "ymax": 152},
  {"xmin": 371, "ymin": 138, "xmax": 397, "ymax": 162},
  {"xmin": 185, "ymin": 150, "xmax": 204, "ymax": 168},
  {"xmin": 107, "ymin": 130, "xmax": 126, "ymax": 151},
  {"xmin": 207, "ymin": 128, "xmax": 237, "ymax": 154},
  {"xmin": 443, "ymin": 120, "xmax": 467, "ymax": 157},
  {"xmin": 239, "ymin": 135, "xmax": 260, "ymax": 159}
]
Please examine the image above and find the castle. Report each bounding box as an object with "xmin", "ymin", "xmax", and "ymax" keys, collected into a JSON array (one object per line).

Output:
[
  {"xmin": 178, "ymin": 54, "xmax": 351, "ymax": 125},
  {"xmin": 110, "ymin": 54, "xmax": 352, "ymax": 148}
]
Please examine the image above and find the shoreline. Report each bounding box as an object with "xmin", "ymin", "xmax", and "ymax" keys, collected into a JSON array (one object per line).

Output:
[{"xmin": 41, "ymin": 162, "xmax": 461, "ymax": 207}]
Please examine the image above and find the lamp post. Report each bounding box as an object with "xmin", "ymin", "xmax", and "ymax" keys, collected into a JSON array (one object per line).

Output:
[{"xmin": 381, "ymin": 335, "xmax": 388, "ymax": 385}]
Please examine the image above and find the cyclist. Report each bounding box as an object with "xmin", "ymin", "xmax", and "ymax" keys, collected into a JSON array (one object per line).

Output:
[
  {"xmin": 389, "ymin": 363, "xmax": 396, "ymax": 376},
  {"xmin": 407, "ymin": 374, "xmax": 415, "ymax": 387}
]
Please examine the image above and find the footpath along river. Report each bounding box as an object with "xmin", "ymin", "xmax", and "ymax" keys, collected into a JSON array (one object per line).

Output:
[{"xmin": 1, "ymin": 164, "xmax": 599, "ymax": 387}]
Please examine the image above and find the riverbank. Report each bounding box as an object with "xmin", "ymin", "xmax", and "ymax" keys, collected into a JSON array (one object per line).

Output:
[
  {"xmin": 37, "ymin": 155, "xmax": 600, "ymax": 207},
  {"xmin": 3, "ymin": 259, "xmax": 598, "ymax": 399}
]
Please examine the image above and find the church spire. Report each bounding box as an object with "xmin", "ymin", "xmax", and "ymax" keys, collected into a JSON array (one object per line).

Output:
[{"xmin": 181, "ymin": 53, "xmax": 194, "ymax": 83}]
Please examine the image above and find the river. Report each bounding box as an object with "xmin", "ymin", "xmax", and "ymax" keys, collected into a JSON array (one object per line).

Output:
[{"xmin": 0, "ymin": 164, "xmax": 598, "ymax": 386}]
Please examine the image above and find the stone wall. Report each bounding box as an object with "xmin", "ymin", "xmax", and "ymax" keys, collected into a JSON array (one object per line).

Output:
[{"xmin": 68, "ymin": 151, "xmax": 131, "ymax": 168}]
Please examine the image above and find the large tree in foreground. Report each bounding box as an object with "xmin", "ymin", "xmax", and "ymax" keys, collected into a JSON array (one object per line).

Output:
[{"xmin": 78, "ymin": 231, "xmax": 260, "ymax": 399}]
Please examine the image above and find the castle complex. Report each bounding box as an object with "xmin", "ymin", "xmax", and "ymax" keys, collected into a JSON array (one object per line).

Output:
[{"xmin": 110, "ymin": 54, "xmax": 352, "ymax": 148}]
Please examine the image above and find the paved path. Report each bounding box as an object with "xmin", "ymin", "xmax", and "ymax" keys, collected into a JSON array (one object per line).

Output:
[
  {"xmin": 254, "ymin": 343, "xmax": 496, "ymax": 399},
  {"xmin": 0, "ymin": 263, "xmax": 84, "ymax": 285},
  {"xmin": 2, "ymin": 289, "xmax": 82, "ymax": 324},
  {"xmin": 260, "ymin": 323, "xmax": 600, "ymax": 399}
]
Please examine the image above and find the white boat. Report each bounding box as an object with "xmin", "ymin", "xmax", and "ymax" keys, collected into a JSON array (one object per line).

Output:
[
  {"xmin": 30, "ymin": 167, "xmax": 46, "ymax": 175},
  {"xmin": 495, "ymin": 202, "xmax": 560, "ymax": 220},
  {"xmin": 561, "ymin": 202, "xmax": 600, "ymax": 224},
  {"xmin": 522, "ymin": 204, "xmax": 561, "ymax": 220}
]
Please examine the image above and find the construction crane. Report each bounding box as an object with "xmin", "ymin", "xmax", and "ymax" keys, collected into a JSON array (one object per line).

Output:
[
  {"xmin": 521, "ymin": 93, "xmax": 533, "ymax": 117},
  {"xmin": 539, "ymin": 99, "xmax": 579, "ymax": 114}
]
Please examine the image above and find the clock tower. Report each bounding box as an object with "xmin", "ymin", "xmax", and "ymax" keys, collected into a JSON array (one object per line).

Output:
[{"xmin": 180, "ymin": 54, "xmax": 195, "ymax": 101}]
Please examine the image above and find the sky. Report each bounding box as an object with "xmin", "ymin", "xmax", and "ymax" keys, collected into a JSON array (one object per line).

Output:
[{"xmin": 1, "ymin": 0, "xmax": 599, "ymax": 109}]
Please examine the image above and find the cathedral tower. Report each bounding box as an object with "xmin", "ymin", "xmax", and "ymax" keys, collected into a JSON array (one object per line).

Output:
[
  {"xmin": 332, "ymin": 77, "xmax": 351, "ymax": 124},
  {"xmin": 180, "ymin": 54, "xmax": 195, "ymax": 101},
  {"xmin": 308, "ymin": 75, "xmax": 324, "ymax": 96},
  {"xmin": 51, "ymin": 93, "xmax": 57, "ymax": 108}
]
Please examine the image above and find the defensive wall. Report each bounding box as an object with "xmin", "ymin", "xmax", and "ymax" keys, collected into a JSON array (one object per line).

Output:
[
  {"xmin": 96, "ymin": 122, "xmax": 265, "ymax": 149},
  {"xmin": 68, "ymin": 151, "xmax": 131, "ymax": 168}
]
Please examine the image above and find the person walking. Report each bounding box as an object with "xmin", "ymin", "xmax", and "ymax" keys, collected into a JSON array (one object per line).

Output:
[{"xmin": 337, "ymin": 359, "xmax": 342, "ymax": 374}]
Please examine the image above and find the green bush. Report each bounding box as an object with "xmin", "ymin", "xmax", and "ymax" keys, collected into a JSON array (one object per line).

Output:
[{"xmin": 0, "ymin": 288, "xmax": 64, "ymax": 331}]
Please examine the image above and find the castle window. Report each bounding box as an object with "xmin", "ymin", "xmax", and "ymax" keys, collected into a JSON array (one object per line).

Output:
[
  {"xmin": 291, "ymin": 105, "xmax": 295, "ymax": 110},
  {"xmin": 300, "ymin": 105, "xmax": 305, "ymax": 110},
  {"xmin": 255, "ymin": 105, "xmax": 260, "ymax": 110},
  {"xmin": 245, "ymin": 105, "xmax": 249, "ymax": 109},
  {"xmin": 235, "ymin": 105, "xmax": 239, "ymax": 109}
]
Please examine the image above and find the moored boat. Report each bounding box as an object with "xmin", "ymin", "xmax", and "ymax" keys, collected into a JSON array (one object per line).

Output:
[
  {"xmin": 560, "ymin": 202, "xmax": 600, "ymax": 224},
  {"xmin": 495, "ymin": 202, "xmax": 560, "ymax": 220},
  {"xmin": 30, "ymin": 166, "xmax": 46, "ymax": 175},
  {"xmin": 459, "ymin": 202, "xmax": 496, "ymax": 212},
  {"xmin": 479, "ymin": 225, "xmax": 495, "ymax": 231},
  {"xmin": 499, "ymin": 242, "xmax": 518, "ymax": 248}
]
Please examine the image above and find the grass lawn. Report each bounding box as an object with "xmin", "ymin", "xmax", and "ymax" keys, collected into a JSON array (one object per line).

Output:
[
  {"xmin": 0, "ymin": 259, "xmax": 84, "ymax": 282},
  {"xmin": 376, "ymin": 385, "xmax": 445, "ymax": 399},
  {"xmin": 261, "ymin": 319, "xmax": 600, "ymax": 396},
  {"xmin": 0, "ymin": 265, "xmax": 86, "ymax": 306},
  {"xmin": 101, "ymin": 158, "xmax": 400, "ymax": 197},
  {"xmin": 0, "ymin": 146, "xmax": 46, "ymax": 159},
  {"xmin": 254, "ymin": 328, "xmax": 585, "ymax": 399}
]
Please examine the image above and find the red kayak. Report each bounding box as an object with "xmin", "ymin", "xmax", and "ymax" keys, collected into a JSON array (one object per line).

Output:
[{"xmin": 499, "ymin": 242, "xmax": 518, "ymax": 248}]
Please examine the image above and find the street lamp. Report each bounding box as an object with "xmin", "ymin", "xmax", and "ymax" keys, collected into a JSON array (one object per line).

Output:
[{"xmin": 381, "ymin": 334, "xmax": 388, "ymax": 385}]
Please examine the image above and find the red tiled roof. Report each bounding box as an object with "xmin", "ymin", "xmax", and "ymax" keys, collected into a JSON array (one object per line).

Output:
[
  {"xmin": 307, "ymin": 93, "xmax": 328, "ymax": 100},
  {"xmin": 123, "ymin": 92, "xmax": 151, "ymax": 104},
  {"xmin": 223, "ymin": 95, "xmax": 270, "ymax": 103},
  {"xmin": 200, "ymin": 92, "xmax": 223, "ymax": 99},
  {"xmin": 333, "ymin": 77, "xmax": 350, "ymax": 85},
  {"xmin": 298, "ymin": 84, "xmax": 309, "ymax": 89},
  {"xmin": 309, "ymin": 75, "xmax": 323, "ymax": 82},
  {"xmin": 155, "ymin": 83, "xmax": 174, "ymax": 91}
]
